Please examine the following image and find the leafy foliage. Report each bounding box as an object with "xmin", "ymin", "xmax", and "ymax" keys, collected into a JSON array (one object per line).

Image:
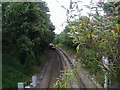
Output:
[
  {"xmin": 54, "ymin": 26, "xmax": 76, "ymax": 49},
  {"xmin": 55, "ymin": 1, "xmax": 120, "ymax": 87},
  {"xmin": 53, "ymin": 69, "xmax": 75, "ymax": 88},
  {"xmin": 2, "ymin": 2, "xmax": 55, "ymax": 88}
]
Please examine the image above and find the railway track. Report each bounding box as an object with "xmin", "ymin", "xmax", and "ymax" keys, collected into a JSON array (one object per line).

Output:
[
  {"xmin": 37, "ymin": 50, "xmax": 63, "ymax": 88},
  {"xmin": 56, "ymin": 48, "xmax": 103, "ymax": 88},
  {"xmin": 56, "ymin": 48, "xmax": 86, "ymax": 88},
  {"xmin": 47, "ymin": 52, "xmax": 62, "ymax": 88},
  {"xmin": 37, "ymin": 48, "xmax": 86, "ymax": 88},
  {"xmin": 22, "ymin": 48, "xmax": 102, "ymax": 88}
]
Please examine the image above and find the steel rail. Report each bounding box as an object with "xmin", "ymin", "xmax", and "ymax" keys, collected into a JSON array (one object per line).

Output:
[
  {"xmin": 56, "ymin": 47, "xmax": 103, "ymax": 88},
  {"xmin": 56, "ymin": 48, "xmax": 86, "ymax": 88}
]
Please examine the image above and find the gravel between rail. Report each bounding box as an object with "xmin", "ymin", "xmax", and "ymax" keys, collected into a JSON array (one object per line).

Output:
[
  {"xmin": 36, "ymin": 48, "xmax": 86, "ymax": 88},
  {"xmin": 36, "ymin": 50, "xmax": 62, "ymax": 88}
]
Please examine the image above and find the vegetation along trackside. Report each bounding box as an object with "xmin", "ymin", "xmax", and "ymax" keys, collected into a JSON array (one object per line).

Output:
[{"xmin": 2, "ymin": 2, "xmax": 55, "ymax": 88}]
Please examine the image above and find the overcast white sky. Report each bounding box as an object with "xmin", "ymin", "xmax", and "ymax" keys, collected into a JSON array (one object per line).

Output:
[
  {"xmin": 42, "ymin": 0, "xmax": 107, "ymax": 34},
  {"xmin": 43, "ymin": 0, "xmax": 69, "ymax": 34}
]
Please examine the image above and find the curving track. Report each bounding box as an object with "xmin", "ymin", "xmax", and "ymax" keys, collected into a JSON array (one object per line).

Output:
[
  {"xmin": 56, "ymin": 48, "xmax": 86, "ymax": 88},
  {"xmin": 37, "ymin": 50, "xmax": 63, "ymax": 88},
  {"xmin": 36, "ymin": 48, "xmax": 86, "ymax": 88}
]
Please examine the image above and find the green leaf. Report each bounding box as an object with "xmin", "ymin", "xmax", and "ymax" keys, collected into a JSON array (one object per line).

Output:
[{"xmin": 76, "ymin": 44, "xmax": 80, "ymax": 53}]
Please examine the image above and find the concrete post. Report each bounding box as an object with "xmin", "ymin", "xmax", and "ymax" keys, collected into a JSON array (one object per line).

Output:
[
  {"xmin": 18, "ymin": 82, "xmax": 24, "ymax": 90},
  {"xmin": 102, "ymin": 56, "xmax": 109, "ymax": 88},
  {"xmin": 32, "ymin": 75, "xmax": 37, "ymax": 87}
]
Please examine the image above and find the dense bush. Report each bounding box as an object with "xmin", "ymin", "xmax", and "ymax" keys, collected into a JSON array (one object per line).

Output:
[
  {"xmin": 2, "ymin": 2, "xmax": 55, "ymax": 88},
  {"xmin": 55, "ymin": 1, "xmax": 120, "ymax": 87}
]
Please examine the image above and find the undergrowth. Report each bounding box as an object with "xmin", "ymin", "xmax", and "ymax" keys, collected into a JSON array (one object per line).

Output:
[
  {"xmin": 53, "ymin": 69, "xmax": 75, "ymax": 88},
  {"xmin": 2, "ymin": 50, "xmax": 32, "ymax": 88},
  {"xmin": 57, "ymin": 44, "xmax": 105, "ymax": 87},
  {"xmin": 2, "ymin": 49, "xmax": 47, "ymax": 88}
]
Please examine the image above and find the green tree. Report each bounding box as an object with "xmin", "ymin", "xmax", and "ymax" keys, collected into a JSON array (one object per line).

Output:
[
  {"xmin": 2, "ymin": 2, "xmax": 55, "ymax": 88},
  {"xmin": 57, "ymin": 1, "xmax": 119, "ymax": 87}
]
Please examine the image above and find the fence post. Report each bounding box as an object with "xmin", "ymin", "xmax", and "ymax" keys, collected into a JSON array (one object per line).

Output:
[
  {"xmin": 18, "ymin": 82, "xmax": 24, "ymax": 90},
  {"xmin": 32, "ymin": 75, "xmax": 37, "ymax": 87}
]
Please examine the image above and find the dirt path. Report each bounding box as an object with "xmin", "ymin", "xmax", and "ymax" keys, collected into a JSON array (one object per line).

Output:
[{"xmin": 37, "ymin": 50, "xmax": 62, "ymax": 88}]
